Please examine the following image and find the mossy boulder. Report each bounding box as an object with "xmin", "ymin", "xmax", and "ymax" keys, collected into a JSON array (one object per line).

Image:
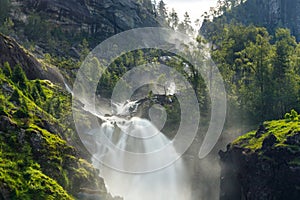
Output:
[{"xmin": 219, "ymin": 111, "xmax": 300, "ymax": 200}]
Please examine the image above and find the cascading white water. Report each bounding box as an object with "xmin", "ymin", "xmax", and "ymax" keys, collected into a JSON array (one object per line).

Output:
[
  {"xmin": 89, "ymin": 100, "xmax": 191, "ymax": 200},
  {"xmin": 64, "ymin": 82, "xmax": 73, "ymax": 96}
]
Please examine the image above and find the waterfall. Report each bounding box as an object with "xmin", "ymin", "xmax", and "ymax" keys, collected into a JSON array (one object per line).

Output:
[
  {"xmin": 64, "ymin": 82, "xmax": 73, "ymax": 95},
  {"xmin": 89, "ymin": 100, "xmax": 191, "ymax": 200}
]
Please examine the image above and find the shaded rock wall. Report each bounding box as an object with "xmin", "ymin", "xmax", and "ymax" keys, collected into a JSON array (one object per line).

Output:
[
  {"xmin": 201, "ymin": 0, "xmax": 300, "ymax": 41},
  {"xmin": 10, "ymin": 0, "xmax": 158, "ymax": 40},
  {"xmin": 219, "ymin": 131, "xmax": 300, "ymax": 200},
  {"xmin": 0, "ymin": 33, "xmax": 65, "ymax": 85}
]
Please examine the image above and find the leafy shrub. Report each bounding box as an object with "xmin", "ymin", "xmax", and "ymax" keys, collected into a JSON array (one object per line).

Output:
[{"xmin": 3, "ymin": 61, "xmax": 12, "ymax": 77}]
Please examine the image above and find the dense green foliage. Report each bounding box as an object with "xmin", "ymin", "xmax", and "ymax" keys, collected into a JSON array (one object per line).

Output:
[
  {"xmin": 199, "ymin": 0, "xmax": 300, "ymax": 125},
  {"xmin": 203, "ymin": 23, "xmax": 300, "ymax": 125}
]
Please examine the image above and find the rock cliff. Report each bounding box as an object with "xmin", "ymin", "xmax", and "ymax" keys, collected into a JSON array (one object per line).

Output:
[
  {"xmin": 201, "ymin": 0, "xmax": 300, "ymax": 41},
  {"xmin": 2, "ymin": 0, "xmax": 158, "ymax": 58},
  {"xmin": 9, "ymin": 0, "xmax": 158, "ymax": 42},
  {"xmin": 219, "ymin": 113, "xmax": 300, "ymax": 200},
  {"xmin": 0, "ymin": 33, "xmax": 64, "ymax": 84}
]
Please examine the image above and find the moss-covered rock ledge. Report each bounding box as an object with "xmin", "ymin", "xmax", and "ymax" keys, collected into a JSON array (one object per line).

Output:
[
  {"xmin": 219, "ymin": 110, "xmax": 300, "ymax": 200},
  {"xmin": 0, "ymin": 37, "xmax": 119, "ymax": 199}
]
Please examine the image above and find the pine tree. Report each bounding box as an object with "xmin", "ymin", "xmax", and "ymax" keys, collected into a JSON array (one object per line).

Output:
[
  {"xmin": 169, "ymin": 9, "xmax": 179, "ymax": 29},
  {"xmin": 272, "ymin": 29, "xmax": 298, "ymax": 117},
  {"xmin": 35, "ymin": 80, "xmax": 46, "ymax": 100},
  {"xmin": 3, "ymin": 62, "xmax": 12, "ymax": 77},
  {"xmin": 80, "ymin": 38, "xmax": 90, "ymax": 61},
  {"xmin": 157, "ymin": 0, "xmax": 168, "ymax": 26},
  {"xmin": 184, "ymin": 12, "xmax": 194, "ymax": 34},
  {"xmin": 10, "ymin": 89, "xmax": 21, "ymax": 105},
  {"xmin": 238, "ymin": 28, "xmax": 272, "ymax": 121},
  {"xmin": 178, "ymin": 12, "xmax": 194, "ymax": 35},
  {"xmin": 12, "ymin": 64, "xmax": 28, "ymax": 90},
  {"xmin": 31, "ymin": 84, "xmax": 41, "ymax": 102}
]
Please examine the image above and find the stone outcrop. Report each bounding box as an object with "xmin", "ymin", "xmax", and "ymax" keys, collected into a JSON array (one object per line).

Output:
[
  {"xmin": 0, "ymin": 33, "xmax": 65, "ymax": 84},
  {"xmin": 10, "ymin": 0, "xmax": 158, "ymax": 40},
  {"xmin": 219, "ymin": 122, "xmax": 300, "ymax": 200}
]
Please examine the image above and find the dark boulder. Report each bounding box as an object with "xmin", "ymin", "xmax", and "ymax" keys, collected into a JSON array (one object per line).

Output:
[
  {"xmin": 262, "ymin": 133, "xmax": 278, "ymax": 150},
  {"xmin": 0, "ymin": 115, "xmax": 17, "ymax": 132}
]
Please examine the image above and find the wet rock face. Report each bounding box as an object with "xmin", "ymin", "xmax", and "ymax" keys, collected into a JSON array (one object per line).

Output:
[
  {"xmin": 10, "ymin": 0, "xmax": 158, "ymax": 39},
  {"xmin": 269, "ymin": 0, "xmax": 300, "ymax": 40},
  {"xmin": 219, "ymin": 132, "xmax": 300, "ymax": 200}
]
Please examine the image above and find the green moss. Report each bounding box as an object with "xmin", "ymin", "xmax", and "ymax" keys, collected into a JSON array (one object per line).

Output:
[
  {"xmin": 0, "ymin": 65, "xmax": 101, "ymax": 198},
  {"xmin": 0, "ymin": 135, "xmax": 73, "ymax": 200},
  {"xmin": 0, "ymin": 158, "xmax": 72, "ymax": 199},
  {"xmin": 232, "ymin": 111, "xmax": 300, "ymax": 151},
  {"xmin": 25, "ymin": 168, "xmax": 72, "ymax": 200},
  {"xmin": 28, "ymin": 124, "xmax": 66, "ymax": 148}
]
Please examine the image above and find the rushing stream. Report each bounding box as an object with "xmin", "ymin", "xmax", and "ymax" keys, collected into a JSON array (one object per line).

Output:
[{"xmin": 87, "ymin": 100, "xmax": 191, "ymax": 200}]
